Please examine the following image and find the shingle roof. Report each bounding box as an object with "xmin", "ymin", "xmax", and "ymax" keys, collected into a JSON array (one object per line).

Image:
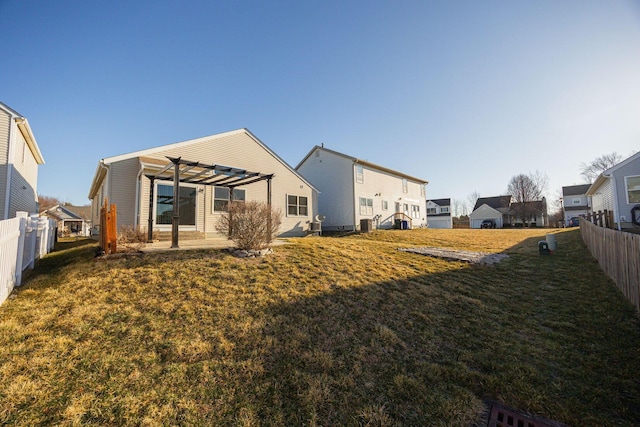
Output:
[
  {"xmin": 562, "ymin": 184, "xmax": 591, "ymax": 197},
  {"xmin": 427, "ymin": 198, "xmax": 450, "ymax": 206},
  {"xmin": 473, "ymin": 196, "xmax": 511, "ymax": 211}
]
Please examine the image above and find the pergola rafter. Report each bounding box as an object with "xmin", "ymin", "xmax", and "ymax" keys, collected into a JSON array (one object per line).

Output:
[{"xmin": 144, "ymin": 156, "xmax": 273, "ymax": 248}]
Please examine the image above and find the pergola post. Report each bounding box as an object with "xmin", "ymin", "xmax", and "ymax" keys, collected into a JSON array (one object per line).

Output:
[
  {"xmin": 228, "ymin": 188, "xmax": 233, "ymax": 238},
  {"xmin": 267, "ymin": 177, "xmax": 272, "ymax": 243},
  {"xmin": 147, "ymin": 177, "xmax": 155, "ymax": 242},
  {"xmin": 171, "ymin": 158, "xmax": 181, "ymax": 248}
]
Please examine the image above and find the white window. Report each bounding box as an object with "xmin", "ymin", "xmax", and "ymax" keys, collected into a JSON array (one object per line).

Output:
[
  {"xmin": 382, "ymin": 200, "xmax": 388, "ymax": 210},
  {"xmin": 411, "ymin": 205, "xmax": 420, "ymax": 219},
  {"xmin": 359, "ymin": 197, "xmax": 373, "ymax": 216},
  {"xmin": 427, "ymin": 207, "xmax": 437, "ymax": 215},
  {"xmin": 441, "ymin": 206, "xmax": 450, "ymax": 214},
  {"xmin": 403, "ymin": 203, "xmax": 409, "ymax": 215},
  {"xmin": 626, "ymin": 175, "xmax": 640, "ymax": 203},
  {"xmin": 213, "ymin": 187, "xmax": 245, "ymax": 212},
  {"xmin": 355, "ymin": 165, "xmax": 364, "ymax": 184},
  {"xmin": 420, "ymin": 185, "xmax": 425, "ymax": 198},
  {"xmin": 572, "ymin": 198, "xmax": 581, "ymax": 205},
  {"xmin": 288, "ymin": 195, "xmax": 308, "ymax": 216},
  {"xmin": 402, "ymin": 178, "xmax": 408, "ymax": 193}
]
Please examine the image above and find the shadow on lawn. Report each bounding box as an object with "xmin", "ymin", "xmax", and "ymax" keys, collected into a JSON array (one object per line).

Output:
[
  {"xmin": 233, "ymin": 230, "xmax": 640, "ymax": 426},
  {"xmin": 22, "ymin": 238, "xmax": 98, "ymax": 281}
]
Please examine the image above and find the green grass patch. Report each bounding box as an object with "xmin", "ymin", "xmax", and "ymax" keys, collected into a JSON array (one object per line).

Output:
[{"xmin": 1, "ymin": 230, "xmax": 639, "ymax": 426}]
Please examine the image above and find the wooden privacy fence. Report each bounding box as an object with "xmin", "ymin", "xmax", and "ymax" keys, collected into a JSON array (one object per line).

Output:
[
  {"xmin": 584, "ymin": 209, "xmax": 615, "ymax": 229},
  {"xmin": 581, "ymin": 219, "xmax": 640, "ymax": 311},
  {"xmin": 0, "ymin": 212, "xmax": 56, "ymax": 306},
  {"xmin": 100, "ymin": 199, "xmax": 117, "ymax": 254}
]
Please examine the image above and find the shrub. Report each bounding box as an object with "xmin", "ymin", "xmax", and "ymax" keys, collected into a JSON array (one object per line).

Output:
[
  {"xmin": 215, "ymin": 201, "xmax": 282, "ymax": 250},
  {"xmin": 117, "ymin": 225, "xmax": 158, "ymax": 251}
]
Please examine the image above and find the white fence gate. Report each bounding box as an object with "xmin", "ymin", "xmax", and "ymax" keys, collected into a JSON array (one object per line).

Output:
[{"xmin": 0, "ymin": 212, "xmax": 56, "ymax": 306}]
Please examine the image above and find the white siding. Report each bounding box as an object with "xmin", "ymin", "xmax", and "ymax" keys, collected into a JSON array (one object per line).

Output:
[
  {"xmin": 469, "ymin": 205, "xmax": 503, "ymax": 228},
  {"xmin": 296, "ymin": 148, "xmax": 355, "ymax": 230},
  {"xmin": 428, "ymin": 217, "xmax": 452, "ymax": 229},
  {"xmin": 591, "ymin": 178, "xmax": 614, "ymax": 215},
  {"xmin": 354, "ymin": 165, "xmax": 426, "ymax": 229}
]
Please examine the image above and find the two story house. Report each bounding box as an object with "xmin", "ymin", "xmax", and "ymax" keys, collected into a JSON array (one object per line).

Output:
[
  {"xmin": 562, "ymin": 184, "xmax": 591, "ymax": 226},
  {"xmin": 296, "ymin": 146, "xmax": 428, "ymax": 231},
  {"xmin": 469, "ymin": 196, "xmax": 512, "ymax": 228},
  {"xmin": 0, "ymin": 102, "xmax": 45, "ymax": 219},
  {"xmin": 426, "ymin": 198, "xmax": 452, "ymax": 228}
]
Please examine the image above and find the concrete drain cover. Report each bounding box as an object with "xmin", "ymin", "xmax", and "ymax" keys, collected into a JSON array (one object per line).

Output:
[{"xmin": 487, "ymin": 402, "xmax": 567, "ymax": 427}]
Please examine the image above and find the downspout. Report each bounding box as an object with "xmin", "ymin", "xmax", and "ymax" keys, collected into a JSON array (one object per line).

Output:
[
  {"xmin": 134, "ymin": 161, "xmax": 144, "ymax": 229},
  {"xmin": 3, "ymin": 117, "xmax": 15, "ymax": 219},
  {"xmin": 352, "ymin": 161, "xmax": 357, "ymax": 231}
]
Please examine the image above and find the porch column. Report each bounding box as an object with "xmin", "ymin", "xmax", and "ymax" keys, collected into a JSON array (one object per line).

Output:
[
  {"xmin": 147, "ymin": 177, "xmax": 155, "ymax": 242},
  {"xmin": 267, "ymin": 177, "xmax": 272, "ymax": 243},
  {"xmin": 171, "ymin": 159, "xmax": 180, "ymax": 248}
]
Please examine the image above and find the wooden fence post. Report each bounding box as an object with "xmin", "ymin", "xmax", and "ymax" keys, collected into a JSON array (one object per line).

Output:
[{"xmin": 100, "ymin": 199, "xmax": 117, "ymax": 254}]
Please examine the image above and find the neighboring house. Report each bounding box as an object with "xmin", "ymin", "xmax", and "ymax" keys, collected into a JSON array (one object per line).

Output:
[
  {"xmin": 88, "ymin": 129, "xmax": 318, "ymax": 239},
  {"xmin": 296, "ymin": 145, "xmax": 428, "ymax": 231},
  {"xmin": 469, "ymin": 196, "xmax": 512, "ymax": 229},
  {"xmin": 509, "ymin": 198, "xmax": 549, "ymax": 227},
  {"xmin": 562, "ymin": 184, "xmax": 591, "ymax": 226},
  {"xmin": 0, "ymin": 102, "xmax": 45, "ymax": 219},
  {"xmin": 426, "ymin": 198, "xmax": 452, "ymax": 229},
  {"xmin": 586, "ymin": 151, "xmax": 640, "ymax": 230},
  {"xmin": 42, "ymin": 204, "xmax": 92, "ymax": 236}
]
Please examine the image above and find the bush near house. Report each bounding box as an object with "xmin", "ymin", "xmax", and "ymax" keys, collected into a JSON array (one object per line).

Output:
[
  {"xmin": 215, "ymin": 201, "xmax": 282, "ymax": 250},
  {"xmin": 1, "ymin": 230, "xmax": 639, "ymax": 426}
]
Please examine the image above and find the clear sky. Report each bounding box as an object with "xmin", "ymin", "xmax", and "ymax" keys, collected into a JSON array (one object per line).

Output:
[{"xmin": 2, "ymin": 1, "xmax": 639, "ymax": 212}]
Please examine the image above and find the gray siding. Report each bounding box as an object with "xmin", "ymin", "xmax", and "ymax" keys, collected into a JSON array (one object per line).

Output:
[
  {"xmin": 8, "ymin": 167, "xmax": 37, "ymax": 217},
  {"xmin": 613, "ymin": 158, "xmax": 640, "ymax": 224},
  {"xmin": 591, "ymin": 178, "xmax": 614, "ymax": 214},
  {"xmin": 108, "ymin": 157, "xmax": 141, "ymax": 229},
  {"xmin": 0, "ymin": 110, "xmax": 10, "ymax": 218}
]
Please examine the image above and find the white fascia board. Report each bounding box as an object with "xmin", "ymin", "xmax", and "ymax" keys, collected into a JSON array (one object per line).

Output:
[
  {"xmin": 101, "ymin": 128, "xmax": 247, "ymax": 164},
  {"xmin": 15, "ymin": 117, "xmax": 45, "ymax": 164}
]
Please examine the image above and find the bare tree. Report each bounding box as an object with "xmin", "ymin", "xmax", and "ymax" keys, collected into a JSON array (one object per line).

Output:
[
  {"xmin": 466, "ymin": 191, "xmax": 481, "ymax": 213},
  {"xmin": 580, "ymin": 152, "xmax": 622, "ymax": 183},
  {"xmin": 452, "ymin": 198, "xmax": 466, "ymax": 217},
  {"xmin": 507, "ymin": 171, "xmax": 548, "ymax": 225},
  {"xmin": 38, "ymin": 194, "xmax": 63, "ymax": 212}
]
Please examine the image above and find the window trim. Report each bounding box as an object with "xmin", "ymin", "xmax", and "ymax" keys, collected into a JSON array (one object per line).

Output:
[
  {"xmin": 287, "ymin": 194, "xmax": 309, "ymax": 217},
  {"xmin": 441, "ymin": 206, "xmax": 450, "ymax": 214},
  {"xmin": 382, "ymin": 200, "xmax": 388, "ymax": 211},
  {"xmin": 212, "ymin": 186, "xmax": 246, "ymax": 213},
  {"xmin": 359, "ymin": 197, "xmax": 373, "ymax": 216},
  {"xmin": 402, "ymin": 178, "xmax": 408, "ymax": 193},
  {"xmin": 411, "ymin": 204, "xmax": 420, "ymax": 219},
  {"xmin": 355, "ymin": 165, "xmax": 364, "ymax": 184},
  {"xmin": 625, "ymin": 175, "xmax": 640, "ymax": 204}
]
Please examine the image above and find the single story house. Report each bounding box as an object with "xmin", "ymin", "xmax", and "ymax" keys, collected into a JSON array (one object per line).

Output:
[
  {"xmin": 42, "ymin": 204, "xmax": 92, "ymax": 236},
  {"xmin": 426, "ymin": 198, "xmax": 452, "ymax": 229},
  {"xmin": 562, "ymin": 184, "xmax": 591, "ymax": 226},
  {"xmin": 296, "ymin": 145, "xmax": 428, "ymax": 231},
  {"xmin": 0, "ymin": 102, "xmax": 45, "ymax": 219},
  {"xmin": 586, "ymin": 151, "xmax": 640, "ymax": 230},
  {"xmin": 88, "ymin": 129, "xmax": 318, "ymax": 239},
  {"xmin": 469, "ymin": 196, "xmax": 512, "ymax": 228}
]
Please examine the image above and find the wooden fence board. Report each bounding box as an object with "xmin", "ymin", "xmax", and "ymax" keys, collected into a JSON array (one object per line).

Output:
[{"xmin": 581, "ymin": 220, "xmax": 640, "ymax": 312}]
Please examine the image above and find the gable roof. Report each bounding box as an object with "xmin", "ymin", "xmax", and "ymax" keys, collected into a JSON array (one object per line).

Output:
[
  {"xmin": 562, "ymin": 184, "xmax": 591, "ymax": 197},
  {"xmin": 0, "ymin": 101, "xmax": 45, "ymax": 165},
  {"xmin": 89, "ymin": 128, "xmax": 317, "ymax": 198},
  {"xmin": 296, "ymin": 145, "xmax": 428, "ymax": 184},
  {"xmin": 427, "ymin": 198, "xmax": 450, "ymax": 206},
  {"xmin": 510, "ymin": 200, "xmax": 547, "ymax": 213},
  {"xmin": 42, "ymin": 204, "xmax": 91, "ymax": 221},
  {"xmin": 473, "ymin": 195, "xmax": 511, "ymax": 212},
  {"xmin": 587, "ymin": 151, "xmax": 640, "ymax": 195}
]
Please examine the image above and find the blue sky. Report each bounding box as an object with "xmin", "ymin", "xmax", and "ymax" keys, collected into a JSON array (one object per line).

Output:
[{"xmin": 2, "ymin": 1, "xmax": 639, "ymax": 212}]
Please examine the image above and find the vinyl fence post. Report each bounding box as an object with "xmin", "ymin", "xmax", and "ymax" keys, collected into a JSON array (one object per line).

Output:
[
  {"xmin": 14, "ymin": 212, "xmax": 28, "ymax": 286},
  {"xmin": 27, "ymin": 216, "xmax": 37, "ymax": 270}
]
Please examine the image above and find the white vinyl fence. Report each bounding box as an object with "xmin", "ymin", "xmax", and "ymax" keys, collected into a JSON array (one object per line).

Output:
[{"xmin": 0, "ymin": 212, "xmax": 56, "ymax": 306}]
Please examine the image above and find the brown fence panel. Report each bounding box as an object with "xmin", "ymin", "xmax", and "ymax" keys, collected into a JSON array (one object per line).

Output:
[
  {"xmin": 581, "ymin": 220, "xmax": 640, "ymax": 311},
  {"xmin": 100, "ymin": 199, "xmax": 117, "ymax": 254}
]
